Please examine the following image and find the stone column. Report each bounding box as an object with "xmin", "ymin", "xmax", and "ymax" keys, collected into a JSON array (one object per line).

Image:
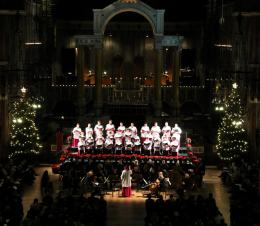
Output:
[
  {"xmin": 94, "ymin": 46, "xmax": 103, "ymax": 116},
  {"xmin": 154, "ymin": 36, "xmax": 163, "ymax": 117},
  {"xmin": 172, "ymin": 47, "xmax": 181, "ymax": 116},
  {"xmin": 76, "ymin": 47, "xmax": 85, "ymax": 118}
]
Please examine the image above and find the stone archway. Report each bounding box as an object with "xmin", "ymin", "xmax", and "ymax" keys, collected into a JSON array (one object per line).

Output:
[
  {"xmin": 93, "ymin": 0, "xmax": 165, "ymax": 36},
  {"xmin": 74, "ymin": 0, "xmax": 183, "ymax": 117}
]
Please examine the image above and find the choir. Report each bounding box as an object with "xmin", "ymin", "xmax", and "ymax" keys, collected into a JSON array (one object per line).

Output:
[{"xmin": 72, "ymin": 120, "xmax": 183, "ymax": 155}]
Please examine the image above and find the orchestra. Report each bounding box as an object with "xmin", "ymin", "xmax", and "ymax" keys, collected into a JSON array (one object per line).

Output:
[{"xmin": 72, "ymin": 120, "xmax": 186, "ymax": 156}]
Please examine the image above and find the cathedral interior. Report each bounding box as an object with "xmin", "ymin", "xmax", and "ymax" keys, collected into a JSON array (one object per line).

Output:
[
  {"xmin": 1, "ymin": 0, "xmax": 259, "ymax": 161},
  {"xmin": 0, "ymin": 1, "xmax": 260, "ymax": 225}
]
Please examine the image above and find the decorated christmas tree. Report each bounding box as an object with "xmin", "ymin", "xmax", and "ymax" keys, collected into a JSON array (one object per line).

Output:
[
  {"xmin": 9, "ymin": 88, "xmax": 42, "ymax": 160},
  {"xmin": 216, "ymin": 83, "xmax": 248, "ymax": 161}
]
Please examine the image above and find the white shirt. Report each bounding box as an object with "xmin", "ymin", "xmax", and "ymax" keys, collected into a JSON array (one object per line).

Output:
[
  {"xmin": 72, "ymin": 127, "xmax": 82, "ymax": 139},
  {"xmin": 121, "ymin": 169, "xmax": 132, "ymax": 187}
]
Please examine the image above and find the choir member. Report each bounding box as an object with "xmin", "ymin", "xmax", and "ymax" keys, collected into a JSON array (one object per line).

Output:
[
  {"xmin": 114, "ymin": 132, "xmax": 123, "ymax": 154},
  {"xmin": 77, "ymin": 132, "xmax": 85, "ymax": 155},
  {"xmin": 171, "ymin": 123, "xmax": 182, "ymax": 142},
  {"xmin": 133, "ymin": 135, "xmax": 141, "ymax": 154},
  {"xmin": 162, "ymin": 122, "xmax": 171, "ymax": 138},
  {"xmin": 117, "ymin": 122, "xmax": 126, "ymax": 135},
  {"xmin": 140, "ymin": 123, "xmax": 150, "ymax": 144},
  {"xmin": 105, "ymin": 136, "xmax": 114, "ymax": 153},
  {"xmin": 85, "ymin": 135, "xmax": 94, "ymax": 152},
  {"xmin": 153, "ymin": 136, "xmax": 161, "ymax": 155},
  {"xmin": 170, "ymin": 134, "xmax": 180, "ymax": 154},
  {"xmin": 129, "ymin": 122, "xmax": 138, "ymax": 137},
  {"xmin": 94, "ymin": 120, "xmax": 103, "ymax": 137},
  {"xmin": 85, "ymin": 123, "xmax": 93, "ymax": 138},
  {"xmin": 95, "ymin": 135, "xmax": 104, "ymax": 153},
  {"xmin": 151, "ymin": 122, "xmax": 161, "ymax": 139},
  {"xmin": 105, "ymin": 120, "xmax": 115, "ymax": 137},
  {"xmin": 121, "ymin": 165, "xmax": 132, "ymax": 197},
  {"xmin": 72, "ymin": 123, "xmax": 82, "ymax": 147},
  {"xmin": 143, "ymin": 132, "xmax": 152, "ymax": 155},
  {"xmin": 161, "ymin": 134, "xmax": 171, "ymax": 155}
]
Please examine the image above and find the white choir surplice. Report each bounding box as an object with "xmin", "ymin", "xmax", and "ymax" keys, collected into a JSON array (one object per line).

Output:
[
  {"xmin": 85, "ymin": 127, "xmax": 93, "ymax": 138},
  {"xmin": 121, "ymin": 169, "xmax": 132, "ymax": 187},
  {"xmin": 162, "ymin": 125, "xmax": 171, "ymax": 137},
  {"xmin": 72, "ymin": 126, "xmax": 82, "ymax": 139},
  {"xmin": 105, "ymin": 123, "xmax": 115, "ymax": 135},
  {"xmin": 151, "ymin": 125, "xmax": 161, "ymax": 138},
  {"xmin": 129, "ymin": 125, "xmax": 138, "ymax": 136},
  {"xmin": 171, "ymin": 124, "xmax": 182, "ymax": 141},
  {"xmin": 117, "ymin": 125, "xmax": 126, "ymax": 134},
  {"xmin": 94, "ymin": 124, "xmax": 103, "ymax": 137},
  {"xmin": 141, "ymin": 125, "xmax": 150, "ymax": 138}
]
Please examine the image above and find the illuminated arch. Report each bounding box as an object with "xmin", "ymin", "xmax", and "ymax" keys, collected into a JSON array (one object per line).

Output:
[{"xmin": 93, "ymin": 0, "xmax": 165, "ymax": 36}]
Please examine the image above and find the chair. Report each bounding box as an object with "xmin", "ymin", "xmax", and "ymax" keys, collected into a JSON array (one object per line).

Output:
[
  {"xmin": 111, "ymin": 179, "xmax": 121, "ymax": 197},
  {"xmin": 112, "ymin": 186, "xmax": 121, "ymax": 197}
]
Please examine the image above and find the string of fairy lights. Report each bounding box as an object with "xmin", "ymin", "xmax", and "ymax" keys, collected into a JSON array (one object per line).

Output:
[
  {"xmin": 9, "ymin": 87, "xmax": 43, "ymax": 159},
  {"xmin": 216, "ymin": 83, "xmax": 248, "ymax": 161}
]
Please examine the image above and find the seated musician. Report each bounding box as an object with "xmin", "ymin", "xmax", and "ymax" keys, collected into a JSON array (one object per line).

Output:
[{"xmin": 156, "ymin": 171, "xmax": 171, "ymax": 193}]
